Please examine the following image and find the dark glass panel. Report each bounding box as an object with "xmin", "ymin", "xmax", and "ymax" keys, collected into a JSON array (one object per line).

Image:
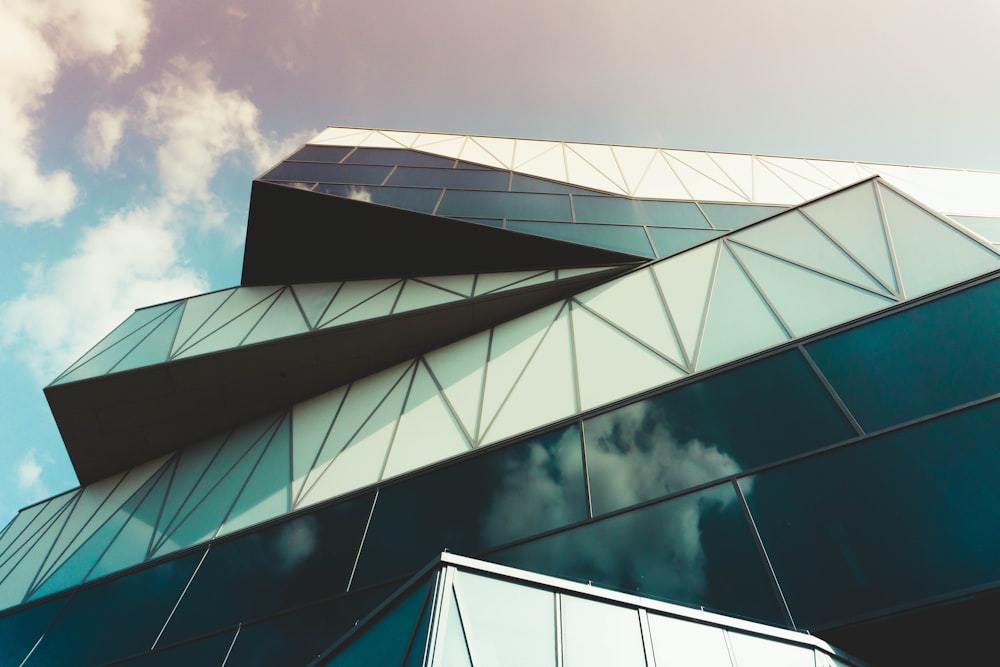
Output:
[
  {"xmin": 647, "ymin": 227, "xmax": 726, "ymax": 257},
  {"xmin": 455, "ymin": 217, "xmax": 504, "ymax": 228},
  {"xmin": 506, "ymin": 220, "xmax": 653, "ymax": 257},
  {"xmin": 0, "ymin": 596, "xmax": 68, "ymax": 666},
  {"xmin": 387, "ymin": 167, "xmax": 509, "ymax": 191},
  {"xmin": 286, "ymin": 145, "xmax": 353, "ymax": 163},
  {"xmin": 510, "ymin": 174, "xmax": 599, "ymax": 195},
  {"xmin": 319, "ymin": 581, "xmax": 432, "ymax": 666},
  {"xmin": 157, "ymin": 492, "xmax": 374, "ymax": 647},
  {"xmin": 25, "ymin": 550, "xmax": 203, "ymax": 666},
  {"xmin": 225, "ymin": 583, "xmax": 397, "ymax": 667},
  {"xmin": 313, "ymin": 184, "xmax": 441, "ymax": 214},
  {"xmin": 351, "ymin": 426, "xmax": 586, "ymax": 588},
  {"xmin": 344, "ymin": 148, "xmax": 457, "ymax": 168},
  {"xmin": 583, "ymin": 349, "xmax": 855, "ymax": 516},
  {"xmin": 743, "ymin": 399, "xmax": 1000, "ymax": 629},
  {"xmin": 262, "ymin": 162, "xmax": 392, "ymax": 185},
  {"xmin": 699, "ymin": 204, "xmax": 786, "ymax": 230},
  {"xmin": 437, "ymin": 190, "xmax": 573, "ymax": 222},
  {"xmin": 573, "ymin": 197, "xmax": 712, "ymax": 228},
  {"xmin": 488, "ymin": 483, "xmax": 786, "ymax": 626},
  {"xmin": 805, "ymin": 276, "xmax": 1000, "ymax": 432},
  {"xmin": 111, "ymin": 631, "xmax": 235, "ymax": 666}
]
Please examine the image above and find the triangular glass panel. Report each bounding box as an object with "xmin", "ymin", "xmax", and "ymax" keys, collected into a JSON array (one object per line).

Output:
[
  {"xmin": 758, "ymin": 157, "xmax": 834, "ymax": 199},
  {"xmin": 242, "ymin": 287, "xmax": 310, "ymax": 345},
  {"xmin": 697, "ymin": 245, "xmax": 789, "ymax": 370},
  {"xmin": 803, "ymin": 181, "xmax": 898, "ymax": 294},
  {"xmin": 565, "ymin": 147, "xmax": 627, "ymax": 194},
  {"xmin": 513, "ymin": 142, "xmax": 567, "ymax": 183},
  {"xmin": 380, "ymin": 130, "xmax": 418, "ymax": 148},
  {"xmin": 471, "ymin": 137, "xmax": 515, "ymax": 168},
  {"xmin": 571, "ymin": 303, "xmax": 685, "ymax": 411},
  {"xmin": 805, "ymin": 159, "xmax": 868, "ymax": 188},
  {"xmin": 647, "ymin": 613, "xmax": 733, "ymax": 667},
  {"xmin": 567, "ymin": 143, "xmax": 628, "ymax": 192},
  {"xmin": 219, "ymin": 414, "xmax": 292, "ymax": 536},
  {"xmin": 394, "ymin": 280, "xmax": 464, "ymax": 314},
  {"xmin": 173, "ymin": 287, "xmax": 282, "ymax": 358},
  {"xmin": 459, "ymin": 139, "xmax": 507, "ymax": 169},
  {"xmin": 664, "ymin": 151, "xmax": 744, "ymax": 201},
  {"xmin": 0, "ymin": 494, "xmax": 78, "ymax": 603},
  {"xmin": 751, "ymin": 158, "xmax": 802, "ymax": 204},
  {"xmin": 577, "ymin": 268, "xmax": 685, "ymax": 367},
  {"xmin": 731, "ymin": 244, "xmax": 896, "ymax": 338},
  {"xmin": 170, "ymin": 288, "xmax": 234, "ymax": 356},
  {"xmin": 382, "ymin": 361, "xmax": 471, "ymax": 479},
  {"xmin": 416, "ymin": 136, "xmax": 467, "ymax": 160},
  {"xmin": 419, "ymin": 274, "xmax": 475, "ymax": 297},
  {"xmin": 651, "ymin": 241, "xmax": 719, "ymax": 364},
  {"xmin": 647, "ymin": 227, "xmax": 726, "ymax": 257},
  {"xmin": 291, "ymin": 282, "xmax": 342, "ymax": 328},
  {"xmin": 611, "ymin": 146, "xmax": 657, "ymax": 194},
  {"xmin": 436, "ymin": 587, "xmax": 474, "ymax": 667},
  {"xmin": 707, "ymin": 152, "xmax": 754, "ymax": 200},
  {"xmin": 473, "ymin": 271, "xmax": 547, "ymax": 296},
  {"xmin": 290, "ymin": 385, "xmax": 348, "ymax": 505},
  {"xmin": 878, "ymin": 183, "xmax": 1000, "ymax": 297},
  {"xmin": 425, "ymin": 330, "xmax": 490, "ymax": 443},
  {"xmin": 633, "ymin": 152, "xmax": 690, "ymax": 199},
  {"xmin": 482, "ymin": 304, "xmax": 576, "ymax": 445},
  {"xmin": 111, "ymin": 303, "xmax": 183, "ymax": 372},
  {"xmin": 560, "ymin": 595, "xmax": 647, "ymax": 667},
  {"xmin": 698, "ymin": 204, "xmax": 786, "ymax": 230},
  {"xmin": 733, "ymin": 210, "xmax": 890, "ymax": 296},
  {"xmin": 556, "ymin": 266, "xmax": 613, "ymax": 279},
  {"xmin": 512, "ymin": 139, "xmax": 561, "ymax": 169},
  {"xmin": 359, "ymin": 131, "xmax": 408, "ymax": 148},
  {"xmin": 319, "ymin": 279, "xmax": 400, "ymax": 327},
  {"xmin": 311, "ymin": 128, "xmax": 373, "ymax": 145}
]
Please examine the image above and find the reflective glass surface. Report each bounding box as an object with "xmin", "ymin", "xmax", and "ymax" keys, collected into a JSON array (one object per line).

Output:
[
  {"xmin": 647, "ymin": 227, "xmax": 725, "ymax": 256},
  {"xmin": 0, "ymin": 595, "xmax": 67, "ymax": 666},
  {"xmin": 287, "ymin": 145, "xmax": 353, "ymax": 163},
  {"xmin": 583, "ymin": 349, "xmax": 856, "ymax": 515},
  {"xmin": 510, "ymin": 174, "xmax": 598, "ymax": 194},
  {"xmin": 573, "ymin": 196, "xmax": 712, "ymax": 228},
  {"xmin": 700, "ymin": 203, "xmax": 786, "ymax": 229},
  {"xmin": 743, "ymin": 399, "xmax": 1000, "ymax": 628},
  {"xmin": 351, "ymin": 425, "xmax": 586, "ymax": 588},
  {"xmin": 112, "ymin": 632, "xmax": 235, "ymax": 666},
  {"xmin": 344, "ymin": 147, "xmax": 457, "ymax": 168},
  {"xmin": 313, "ymin": 184, "xmax": 442, "ymax": 213},
  {"xmin": 25, "ymin": 550, "xmax": 203, "ymax": 666},
  {"xmin": 158, "ymin": 491, "xmax": 375, "ymax": 646},
  {"xmin": 263, "ymin": 162, "xmax": 392, "ymax": 184},
  {"xmin": 806, "ymin": 275, "xmax": 1000, "ymax": 432},
  {"xmin": 507, "ymin": 220, "xmax": 654, "ymax": 257},
  {"xmin": 488, "ymin": 483, "xmax": 787, "ymax": 626},
  {"xmin": 437, "ymin": 190, "xmax": 573, "ymax": 222},
  {"xmin": 387, "ymin": 167, "xmax": 509, "ymax": 190}
]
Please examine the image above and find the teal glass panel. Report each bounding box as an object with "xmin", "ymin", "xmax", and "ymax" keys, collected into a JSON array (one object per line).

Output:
[
  {"xmin": 157, "ymin": 491, "xmax": 374, "ymax": 646},
  {"xmin": 287, "ymin": 145, "xmax": 352, "ymax": 163},
  {"xmin": 583, "ymin": 349, "xmax": 855, "ymax": 516},
  {"xmin": 647, "ymin": 227, "xmax": 725, "ymax": 256},
  {"xmin": 344, "ymin": 147, "xmax": 457, "ymax": 168},
  {"xmin": 744, "ymin": 400, "xmax": 1000, "ymax": 628},
  {"xmin": 351, "ymin": 425, "xmax": 586, "ymax": 589},
  {"xmin": 0, "ymin": 595, "xmax": 68, "ymax": 666},
  {"xmin": 507, "ymin": 220, "xmax": 654, "ymax": 257},
  {"xmin": 24, "ymin": 550, "xmax": 202, "ymax": 666},
  {"xmin": 806, "ymin": 276, "xmax": 1000, "ymax": 432},
  {"xmin": 263, "ymin": 162, "xmax": 392, "ymax": 184},
  {"xmin": 510, "ymin": 174, "xmax": 598, "ymax": 194},
  {"xmin": 455, "ymin": 217, "xmax": 504, "ymax": 228},
  {"xmin": 951, "ymin": 215, "xmax": 1000, "ymax": 243},
  {"xmin": 319, "ymin": 581, "xmax": 432, "ymax": 666},
  {"xmin": 700, "ymin": 204, "xmax": 786, "ymax": 229},
  {"xmin": 488, "ymin": 483, "xmax": 786, "ymax": 626},
  {"xmin": 387, "ymin": 167, "xmax": 509, "ymax": 190},
  {"xmin": 111, "ymin": 302, "xmax": 183, "ymax": 373},
  {"xmin": 573, "ymin": 197, "xmax": 712, "ymax": 228},
  {"xmin": 313, "ymin": 184, "xmax": 441, "ymax": 213},
  {"xmin": 437, "ymin": 190, "xmax": 573, "ymax": 222},
  {"xmin": 111, "ymin": 631, "xmax": 235, "ymax": 666}
]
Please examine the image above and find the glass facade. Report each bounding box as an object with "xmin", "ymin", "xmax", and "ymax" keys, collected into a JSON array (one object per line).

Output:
[{"xmin": 4, "ymin": 128, "xmax": 1000, "ymax": 666}]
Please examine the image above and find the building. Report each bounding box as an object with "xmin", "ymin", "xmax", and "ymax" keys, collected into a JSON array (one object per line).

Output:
[{"xmin": 2, "ymin": 126, "xmax": 1000, "ymax": 666}]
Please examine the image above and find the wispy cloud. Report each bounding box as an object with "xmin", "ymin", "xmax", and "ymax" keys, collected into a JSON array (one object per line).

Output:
[{"xmin": 16, "ymin": 448, "xmax": 49, "ymax": 499}]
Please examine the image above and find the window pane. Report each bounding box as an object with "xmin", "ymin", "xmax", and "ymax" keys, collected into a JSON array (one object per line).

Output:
[
  {"xmin": 287, "ymin": 145, "xmax": 353, "ymax": 163},
  {"xmin": 805, "ymin": 276, "xmax": 1000, "ymax": 432},
  {"xmin": 351, "ymin": 425, "xmax": 586, "ymax": 588},
  {"xmin": 387, "ymin": 167, "xmax": 509, "ymax": 190},
  {"xmin": 344, "ymin": 147, "xmax": 457, "ymax": 168},
  {"xmin": 700, "ymin": 203, "xmax": 786, "ymax": 229},
  {"xmin": 112, "ymin": 631, "xmax": 236, "ymax": 666},
  {"xmin": 743, "ymin": 399, "xmax": 1000, "ymax": 628},
  {"xmin": 313, "ymin": 184, "xmax": 442, "ymax": 213},
  {"xmin": 437, "ymin": 190, "xmax": 573, "ymax": 222},
  {"xmin": 511, "ymin": 174, "xmax": 598, "ymax": 194},
  {"xmin": 574, "ymin": 197, "xmax": 712, "ymax": 228},
  {"xmin": 263, "ymin": 162, "xmax": 392, "ymax": 184},
  {"xmin": 583, "ymin": 349, "xmax": 855, "ymax": 515},
  {"xmin": 0, "ymin": 596, "xmax": 68, "ymax": 666},
  {"xmin": 507, "ymin": 220, "xmax": 654, "ymax": 257}
]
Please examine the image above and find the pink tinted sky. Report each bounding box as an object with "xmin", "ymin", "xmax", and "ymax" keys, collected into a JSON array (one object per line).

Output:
[{"xmin": 1, "ymin": 0, "xmax": 998, "ymax": 522}]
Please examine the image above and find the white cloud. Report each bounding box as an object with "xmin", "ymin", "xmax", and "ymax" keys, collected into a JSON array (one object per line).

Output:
[
  {"xmin": 79, "ymin": 107, "xmax": 128, "ymax": 169},
  {"xmin": 16, "ymin": 448, "xmax": 47, "ymax": 498},
  {"xmin": 0, "ymin": 0, "xmax": 150, "ymax": 224}
]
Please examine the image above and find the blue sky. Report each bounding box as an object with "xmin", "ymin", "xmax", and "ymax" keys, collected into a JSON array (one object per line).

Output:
[{"xmin": 1, "ymin": 0, "xmax": 999, "ymax": 525}]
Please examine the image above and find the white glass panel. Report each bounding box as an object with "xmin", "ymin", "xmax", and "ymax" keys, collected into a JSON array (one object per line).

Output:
[
  {"xmin": 394, "ymin": 280, "xmax": 463, "ymax": 314},
  {"xmin": 435, "ymin": 588, "xmax": 473, "ymax": 667},
  {"xmin": 578, "ymin": 268, "xmax": 685, "ymax": 366},
  {"xmin": 297, "ymin": 365, "xmax": 413, "ymax": 508},
  {"xmin": 668, "ymin": 150, "xmax": 747, "ymax": 201},
  {"xmin": 412, "ymin": 133, "xmax": 465, "ymax": 149},
  {"xmin": 382, "ymin": 362, "xmax": 471, "ymax": 479},
  {"xmin": 879, "ymin": 184, "xmax": 1000, "ymax": 297},
  {"xmin": 112, "ymin": 304, "xmax": 183, "ymax": 372},
  {"xmin": 55, "ymin": 308, "xmax": 174, "ymax": 383},
  {"xmin": 647, "ymin": 613, "xmax": 733, "ymax": 667},
  {"xmin": 651, "ymin": 241, "xmax": 719, "ymax": 363},
  {"xmin": 459, "ymin": 139, "xmax": 507, "ymax": 169},
  {"xmin": 0, "ymin": 490, "xmax": 75, "ymax": 569},
  {"xmin": 496, "ymin": 271, "xmax": 555, "ymax": 294},
  {"xmin": 557, "ymin": 266, "xmax": 610, "ymax": 280},
  {"xmin": 452, "ymin": 571, "xmax": 556, "ymax": 667},
  {"xmin": 291, "ymin": 282, "xmax": 342, "ymax": 328},
  {"xmin": 803, "ymin": 182, "xmax": 897, "ymax": 294},
  {"xmin": 171, "ymin": 289, "xmax": 235, "ymax": 356},
  {"xmin": 420, "ymin": 274, "xmax": 475, "ymax": 297},
  {"xmin": 478, "ymin": 304, "xmax": 559, "ymax": 441},
  {"xmin": 470, "ymin": 137, "xmax": 515, "ymax": 168},
  {"xmin": 417, "ymin": 136, "xmax": 467, "ymax": 160},
  {"xmin": 219, "ymin": 415, "xmax": 291, "ymax": 536},
  {"xmin": 751, "ymin": 158, "xmax": 803, "ymax": 205},
  {"xmin": 611, "ymin": 146, "xmax": 657, "ymax": 194},
  {"xmin": 380, "ymin": 130, "xmax": 418, "ymax": 148},
  {"xmin": 728, "ymin": 632, "xmax": 815, "ymax": 667},
  {"xmin": 633, "ymin": 152, "xmax": 691, "ymax": 200},
  {"xmin": 806, "ymin": 159, "xmax": 868, "ymax": 189},
  {"xmin": 291, "ymin": 386, "xmax": 348, "ymax": 505},
  {"xmin": 311, "ymin": 127, "xmax": 372, "ymax": 145},
  {"xmin": 474, "ymin": 271, "xmax": 547, "ymax": 296},
  {"xmin": 708, "ymin": 152, "xmax": 755, "ymax": 201},
  {"xmin": 174, "ymin": 288, "xmax": 281, "ymax": 358},
  {"xmin": 243, "ymin": 288, "xmax": 309, "ymax": 345},
  {"xmin": 758, "ymin": 158, "xmax": 834, "ymax": 199},
  {"xmin": 565, "ymin": 147, "xmax": 627, "ymax": 194},
  {"xmin": 359, "ymin": 131, "xmax": 408, "ymax": 148},
  {"xmin": 299, "ymin": 362, "xmax": 413, "ymax": 496},
  {"xmin": 425, "ymin": 330, "xmax": 490, "ymax": 443},
  {"xmin": 733, "ymin": 210, "xmax": 889, "ymax": 295},
  {"xmin": 0, "ymin": 503, "xmax": 46, "ymax": 559},
  {"xmin": 665, "ymin": 152, "xmax": 745, "ymax": 202},
  {"xmin": 561, "ymin": 595, "xmax": 646, "ymax": 667},
  {"xmin": 175, "ymin": 287, "xmax": 278, "ymax": 353},
  {"xmin": 768, "ymin": 156, "xmax": 840, "ymax": 189},
  {"xmin": 572, "ymin": 303, "xmax": 685, "ymax": 412},
  {"xmin": 482, "ymin": 305, "xmax": 576, "ymax": 445},
  {"xmin": 513, "ymin": 142, "xmax": 567, "ymax": 183},
  {"xmin": 732, "ymin": 244, "xmax": 895, "ymax": 338},
  {"xmin": 567, "ymin": 143, "xmax": 628, "ymax": 192},
  {"xmin": 319, "ymin": 279, "xmax": 399, "ymax": 327},
  {"xmin": 697, "ymin": 247, "xmax": 788, "ymax": 370}
]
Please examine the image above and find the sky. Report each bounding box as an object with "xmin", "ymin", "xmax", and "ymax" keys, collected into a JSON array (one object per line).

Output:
[{"xmin": 1, "ymin": 0, "xmax": 999, "ymax": 526}]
